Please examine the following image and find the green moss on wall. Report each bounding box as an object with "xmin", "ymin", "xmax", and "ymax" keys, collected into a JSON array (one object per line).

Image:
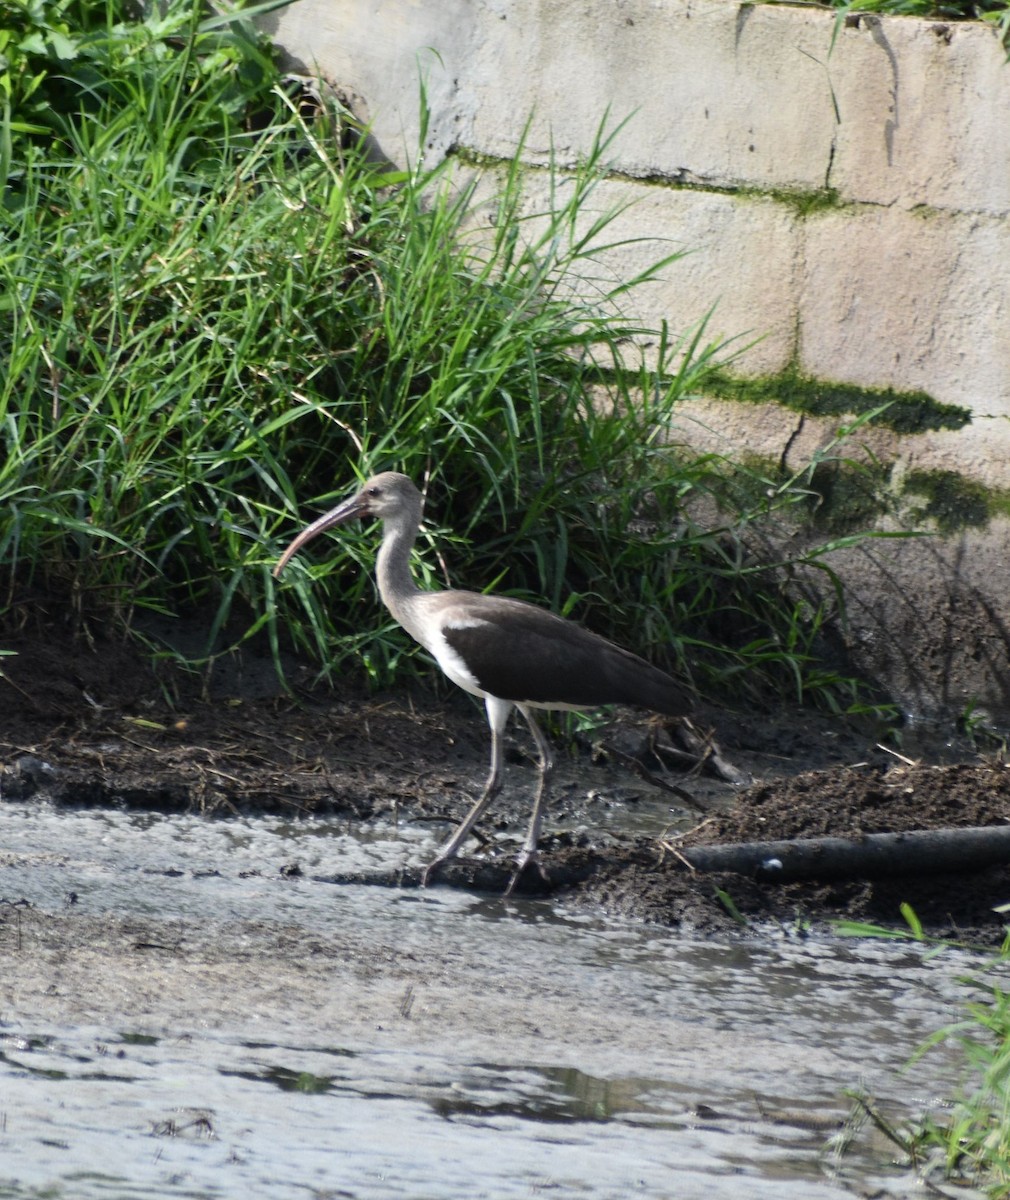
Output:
[
  {"xmin": 806, "ymin": 459, "xmax": 893, "ymax": 533},
  {"xmin": 736, "ymin": 185, "xmax": 843, "ymax": 217},
  {"xmin": 720, "ymin": 455, "xmax": 1010, "ymax": 538},
  {"xmin": 713, "ymin": 451, "xmax": 894, "ymax": 535},
  {"xmin": 903, "ymin": 469, "xmax": 993, "ymax": 534},
  {"xmin": 706, "ymin": 370, "xmax": 972, "ymax": 435}
]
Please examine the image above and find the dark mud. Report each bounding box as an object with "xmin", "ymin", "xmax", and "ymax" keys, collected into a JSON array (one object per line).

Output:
[{"xmin": 2, "ymin": 627, "xmax": 1009, "ymax": 944}]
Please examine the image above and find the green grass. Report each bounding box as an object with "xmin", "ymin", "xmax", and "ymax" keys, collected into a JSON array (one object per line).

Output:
[
  {"xmin": 760, "ymin": 0, "xmax": 1010, "ymax": 54},
  {"xmin": 0, "ymin": 0, "xmax": 908, "ymax": 714},
  {"xmin": 828, "ymin": 0, "xmax": 1010, "ymax": 56},
  {"xmin": 904, "ymin": 942, "xmax": 1010, "ymax": 1194},
  {"xmin": 826, "ymin": 0, "xmax": 1010, "ymax": 18},
  {"xmin": 835, "ymin": 909, "xmax": 1010, "ymax": 1194},
  {"xmin": 759, "ymin": 0, "xmax": 1010, "ymax": 20}
]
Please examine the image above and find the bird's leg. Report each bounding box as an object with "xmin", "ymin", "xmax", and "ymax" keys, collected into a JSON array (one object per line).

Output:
[
  {"xmin": 421, "ymin": 723, "xmax": 505, "ymax": 886},
  {"xmin": 505, "ymin": 706, "xmax": 554, "ymax": 895}
]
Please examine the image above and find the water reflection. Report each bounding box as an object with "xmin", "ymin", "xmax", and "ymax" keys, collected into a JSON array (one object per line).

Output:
[{"xmin": 430, "ymin": 1063, "xmax": 685, "ymax": 1125}]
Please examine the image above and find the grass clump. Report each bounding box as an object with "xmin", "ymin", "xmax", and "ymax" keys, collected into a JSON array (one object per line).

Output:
[
  {"xmin": 760, "ymin": 1, "xmax": 1010, "ymax": 55},
  {"xmin": 761, "ymin": 0, "xmax": 1010, "ymax": 26},
  {"xmin": 831, "ymin": 0, "xmax": 1010, "ymax": 56},
  {"xmin": 847, "ymin": 936, "xmax": 1010, "ymax": 1195},
  {"xmin": 1, "ymin": 0, "xmax": 905, "ymax": 713},
  {"xmin": 826, "ymin": 0, "xmax": 1010, "ymax": 19},
  {"xmin": 913, "ymin": 954, "xmax": 1010, "ymax": 1195},
  {"xmin": 835, "ymin": 911, "xmax": 1010, "ymax": 1195}
]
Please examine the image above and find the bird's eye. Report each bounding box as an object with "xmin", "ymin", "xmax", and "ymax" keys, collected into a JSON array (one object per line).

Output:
[{"xmin": 366, "ymin": 486, "xmax": 381, "ymax": 498}]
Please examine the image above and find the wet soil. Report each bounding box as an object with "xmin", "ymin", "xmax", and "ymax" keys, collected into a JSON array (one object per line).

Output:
[{"xmin": 2, "ymin": 626, "xmax": 1009, "ymax": 945}]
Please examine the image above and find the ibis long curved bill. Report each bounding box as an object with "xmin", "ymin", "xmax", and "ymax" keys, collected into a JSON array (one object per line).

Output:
[{"xmin": 273, "ymin": 493, "xmax": 371, "ymax": 577}]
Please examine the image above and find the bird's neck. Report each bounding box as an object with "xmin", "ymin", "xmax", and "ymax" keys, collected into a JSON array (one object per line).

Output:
[{"xmin": 375, "ymin": 515, "xmax": 425, "ymax": 638}]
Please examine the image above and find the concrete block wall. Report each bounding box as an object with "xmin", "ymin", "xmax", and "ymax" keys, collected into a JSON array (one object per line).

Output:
[{"xmin": 262, "ymin": 0, "xmax": 1010, "ymax": 721}]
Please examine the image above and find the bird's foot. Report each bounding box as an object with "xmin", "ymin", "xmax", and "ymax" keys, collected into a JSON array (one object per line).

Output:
[
  {"xmin": 504, "ymin": 848, "xmax": 547, "ymax": 897},
  {"xmin": 420, "ymin": 854, "xmax": 448, "ymax": 888},
  {"xmin": 422, "ymin": 844, "xmax": 547, "ymax": 894}
]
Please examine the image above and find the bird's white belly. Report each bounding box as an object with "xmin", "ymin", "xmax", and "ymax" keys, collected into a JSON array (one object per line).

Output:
[{"xmin": 429, "ymin": 628, "xmax": 489, "ymax": 700}]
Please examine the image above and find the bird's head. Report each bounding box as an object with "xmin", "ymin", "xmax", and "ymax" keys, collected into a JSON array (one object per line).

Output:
[{"xmin": 273, "ymin": 472, "xmax": 423, "ymax": 577}]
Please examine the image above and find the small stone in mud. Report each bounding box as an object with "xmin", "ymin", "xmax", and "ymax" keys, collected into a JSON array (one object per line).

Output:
[{"xmin": 1, "ymin": 754, "xmax": 60, "ymax": 800}]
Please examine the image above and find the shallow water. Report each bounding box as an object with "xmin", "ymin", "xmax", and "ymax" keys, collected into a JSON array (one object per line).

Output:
[{"xmin": 0, "ymin": 803, "xmax": 990, "ymax": 1199}]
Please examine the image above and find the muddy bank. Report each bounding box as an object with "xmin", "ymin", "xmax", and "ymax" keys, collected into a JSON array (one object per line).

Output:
[{"xmin": 2, "ymin": 627, "xmax": 1009, "ymax": 944}]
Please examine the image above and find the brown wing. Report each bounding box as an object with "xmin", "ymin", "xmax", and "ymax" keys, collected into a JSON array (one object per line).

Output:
[{"xmin": 441, "ymin": 597, "xmax": 692, "ymax": 715}]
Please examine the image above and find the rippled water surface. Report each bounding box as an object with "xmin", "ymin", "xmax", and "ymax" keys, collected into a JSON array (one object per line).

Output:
[{"xmin": 0, "ymin": 803, "xmax": 988, "ymax": 1199}]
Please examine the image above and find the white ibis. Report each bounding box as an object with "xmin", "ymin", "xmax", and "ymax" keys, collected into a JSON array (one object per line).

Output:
[{"xmin": 273, "ymin": 472, "xmax": 693, "ymax": 886}]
